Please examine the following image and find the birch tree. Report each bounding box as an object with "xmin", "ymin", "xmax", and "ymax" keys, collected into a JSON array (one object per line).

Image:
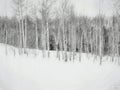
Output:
[
  {"xmin": 39, "ymin": 0, "xmax": 55, "ymax": 57},
  {"xmin": 114, "ymin": 0, "xmax": 120, "ymax": 63},
  {"xmin": 13, "ymin": 0, "xmax": 30, "ymax": 55},
  {"xmin": 30, "ymin": 4, "xmax": 39, "ymax": 53},
  {"xmin": 12, "ymin": 0, "xmax": 25, "ymax": 54},
  {"xmin": 23, "ymin": 0, "xmax": 29, "ymax": 54},
  {"xmin": 4, "ymin": 18, "xmax": 8, "ymax": 55},
  {"xmin": 57, "ymin": 0, "xmax": 73, "ymax": 61}
]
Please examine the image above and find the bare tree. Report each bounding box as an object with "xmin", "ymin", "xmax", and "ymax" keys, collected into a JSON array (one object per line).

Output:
[
  {"xmin": 30, "ymin": 4, "xmax": 39, "ymax": 54},
  {"xmin": 12, "ymin": 0, "xmax": 25, "ymax": 54},
  {"xmin": 114, "ymin": 0, "xmax": 120, "ymax": 63},
  {"xmin": 12, "ymin": 0, "xmax": 30, "ymax": 55},
  {"xmin": 39, "ymin": 0, "xmax": 56, "ymax": 57},
  {"xmin": 56, "ymin": 0, "xmax": 73, "ymax": 61},
  {"xmin": 24, "ymin": 0, "xmax": 29, "ymax": 54},
  {"xmin": 4, "ymin": 18, "xmax": 8, "ymax": 55}
]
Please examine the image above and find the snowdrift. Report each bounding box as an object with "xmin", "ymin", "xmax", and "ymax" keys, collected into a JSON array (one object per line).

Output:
[{"xmin": 0, "ymin": 44, "xmax": 120, "ymax": 90}]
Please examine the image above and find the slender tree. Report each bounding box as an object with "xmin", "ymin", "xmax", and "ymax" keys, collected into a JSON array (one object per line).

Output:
[
  {"xmin": 57, "ymin": 0, "xmax": 73, "ymax": 61},
  {"xmin": 31, "ymin": 4, "xmax": 39, "ymax": 53},
  {"xmin": 39, "ymin": 0, "xmax": 55, "ymax": 57},
  {"xmin": 12, "ymin": 0, "xmax": 25, "ymax": 54}
]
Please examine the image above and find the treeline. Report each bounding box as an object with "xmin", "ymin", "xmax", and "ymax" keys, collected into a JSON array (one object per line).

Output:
[{"xmin": 0, "ymin": 0, "xmax": 120, "ymax": 63}]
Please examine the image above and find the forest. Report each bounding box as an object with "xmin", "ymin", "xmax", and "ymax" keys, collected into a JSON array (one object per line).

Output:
[{"xmin": 0, "ymin": 0, "xmax": 120, "ymax": 64}]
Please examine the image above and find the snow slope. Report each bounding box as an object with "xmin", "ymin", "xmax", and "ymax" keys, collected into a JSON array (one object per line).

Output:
[{"xmin": 0, "ymin": 44, "xmax": 120, "ymax": 90}]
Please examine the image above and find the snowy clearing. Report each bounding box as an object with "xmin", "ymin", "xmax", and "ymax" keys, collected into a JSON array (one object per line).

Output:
[{"xmin": 0, "ymin": 44, "xmax": 120, "ymax": 90}]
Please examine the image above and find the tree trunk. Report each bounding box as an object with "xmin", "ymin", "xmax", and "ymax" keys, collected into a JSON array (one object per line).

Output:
[
  {"xmin": 19, "ymin": 19, "xmax": 22, "ymax": 55},
  {"xmin": 5, "ymin": 24, "xmax": 7, "ymax": 55},
  {"xmin": 35, "ymin": 21, "xmax": 38, "ymax": 49},
  {"xmin": 42, "ymin": 22, "xmax": 45, "ymax": 58},
  {"xmin": 46, "ymin": 21, "xmax": 50, "ymax": 57},
  {"xmin": 99, "ymin": 26, "xmax": 103, "ymax": 65},
  {"xmin": 24, "ymin": 17, "xmax": 27, "ymax": 55}
]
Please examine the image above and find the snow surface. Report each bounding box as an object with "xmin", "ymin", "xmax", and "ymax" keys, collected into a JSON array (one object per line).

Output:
[{"xmin": 0, "ymin": 44, "xmax": 120, "ymax": 90}]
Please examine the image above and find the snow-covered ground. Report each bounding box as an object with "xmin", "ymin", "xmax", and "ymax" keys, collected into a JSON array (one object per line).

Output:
[{"xmin": 0, "ymin": 44, "xmax": 120, "ymax": 90}]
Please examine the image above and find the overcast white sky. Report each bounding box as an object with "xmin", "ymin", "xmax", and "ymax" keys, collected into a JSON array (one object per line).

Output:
[{"xmin": 0, "ymin": 0, "xmax": 114, "ymax": 17}]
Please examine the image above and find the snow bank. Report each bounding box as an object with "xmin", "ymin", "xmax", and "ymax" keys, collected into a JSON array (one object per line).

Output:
[{"xmin": 0, "ymin": 44, "xmax": 120, "ymax": 90}]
